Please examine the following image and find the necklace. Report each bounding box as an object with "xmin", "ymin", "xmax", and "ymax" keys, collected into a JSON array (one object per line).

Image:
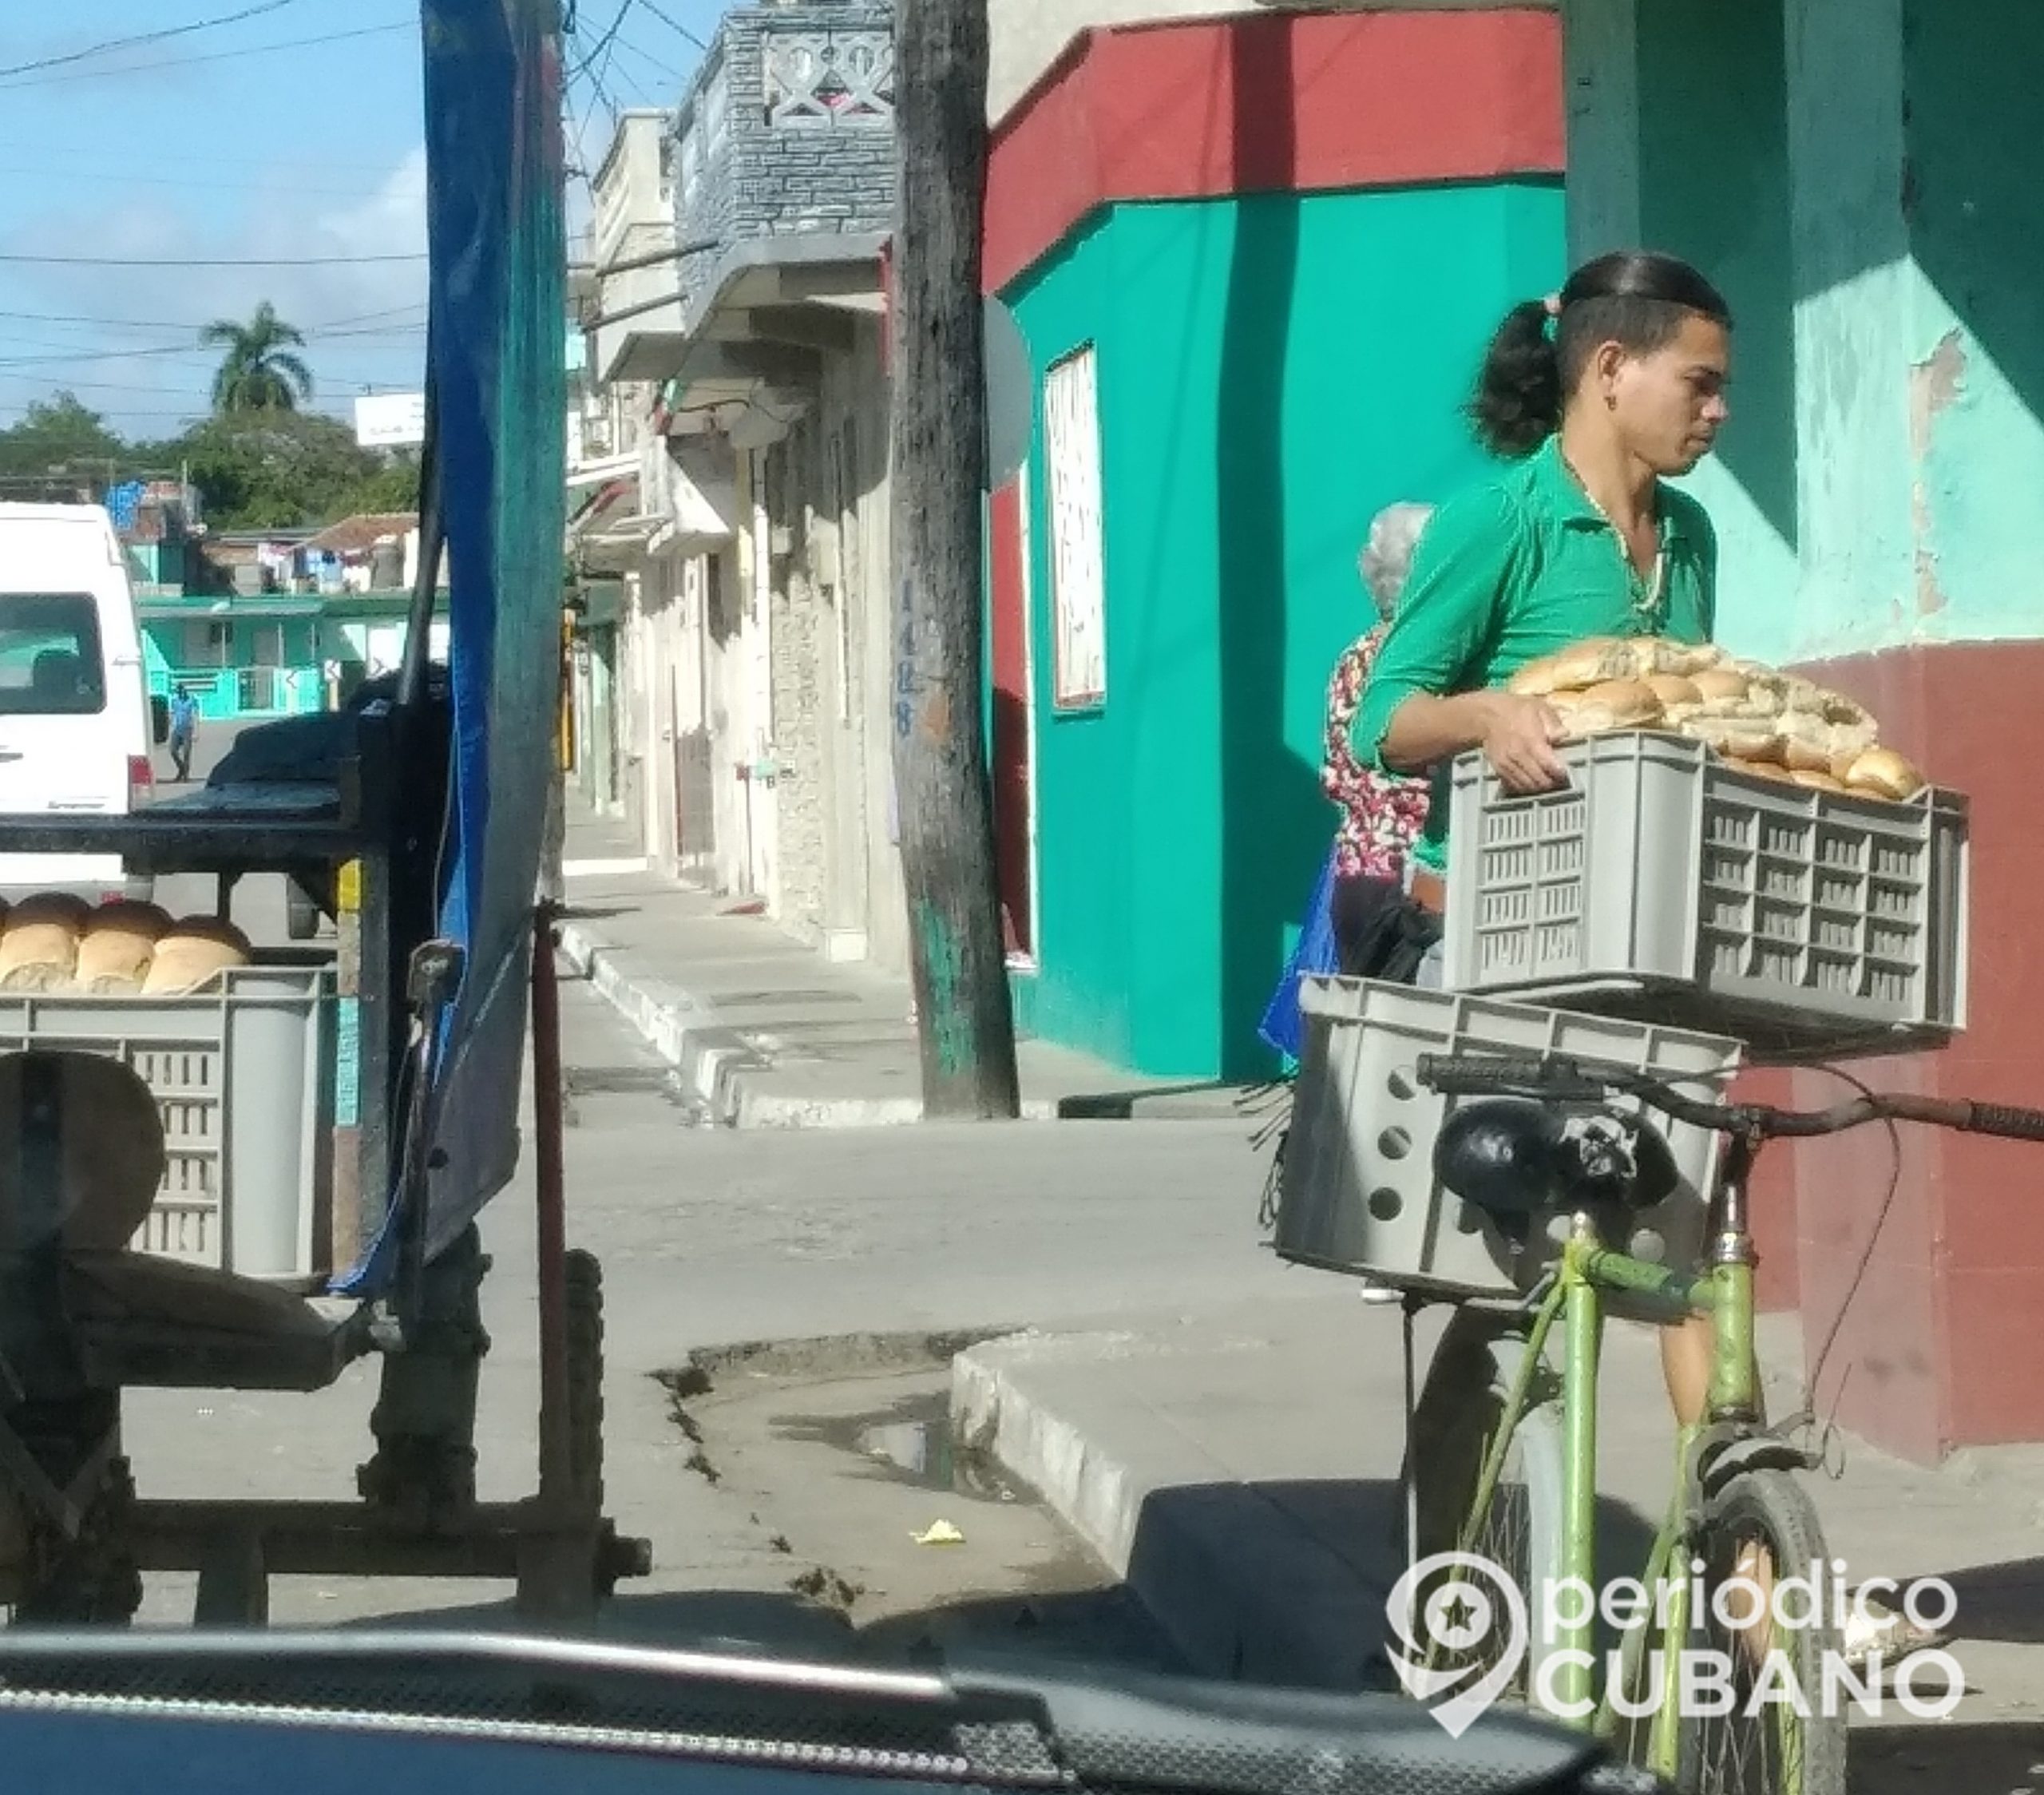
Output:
[{"xmin": 1562, "ymin": 451, "xmax": 1666, "ymax": 625}]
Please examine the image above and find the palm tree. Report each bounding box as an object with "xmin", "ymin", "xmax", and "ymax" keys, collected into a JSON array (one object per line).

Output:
[{"xmin": 201, "ymin": 301, "xmax": 314, "ymax": 413}]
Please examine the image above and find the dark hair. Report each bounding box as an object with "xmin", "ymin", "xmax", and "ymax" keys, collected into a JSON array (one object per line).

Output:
[{"xmin": 1468, "ymin": 251, "xmax": 1732, "ymax": 458}]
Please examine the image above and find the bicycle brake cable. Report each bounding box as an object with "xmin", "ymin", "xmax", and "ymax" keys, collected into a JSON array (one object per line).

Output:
[{"xmin": 1797, "ymin": 1061, "xmax": 1907, "ymax": 1456}]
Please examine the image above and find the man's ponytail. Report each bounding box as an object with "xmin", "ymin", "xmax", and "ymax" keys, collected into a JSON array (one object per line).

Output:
[
  {"xmin": 1468, "ymin": 299, "xmax": 1561, "ymax": 460},
  {"xmin": 1465, "ymin": 254, "xmax": 1733, "ymax": 460}
]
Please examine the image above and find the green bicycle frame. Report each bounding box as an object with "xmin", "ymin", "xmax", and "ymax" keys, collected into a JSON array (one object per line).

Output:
[{"xmin": 1453, "ymin": 1137, "xmax": 1763, "ymax": 1782}]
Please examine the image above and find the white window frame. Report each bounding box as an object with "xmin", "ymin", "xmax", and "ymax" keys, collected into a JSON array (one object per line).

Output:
[{"xmin": 1043, "ymin": 344, "xmax": 1107, "ymax": 711}]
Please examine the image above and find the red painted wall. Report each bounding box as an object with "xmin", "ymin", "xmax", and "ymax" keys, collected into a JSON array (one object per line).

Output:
[
  {"xmin": 1775, "ymin": 641, "xmax": 2044, "ymax": 1460},
  {"xmin": 988, "ymin": 480, "xmax": 1034, "ymax": 960},
  {"xmin": 984, "ymin": 9, "xmax": 1564, "ymax": 294}
]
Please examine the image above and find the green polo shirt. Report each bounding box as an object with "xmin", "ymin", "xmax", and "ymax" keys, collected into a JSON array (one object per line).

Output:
[{"xmin": 1352, "ymin": 435, "xmax": 1717, "ymax": 874}]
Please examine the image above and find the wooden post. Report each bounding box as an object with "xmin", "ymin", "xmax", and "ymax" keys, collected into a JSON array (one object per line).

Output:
[{"xmin": 889, "ymin": 0, "xmax": 1020, "ymax": 1119}]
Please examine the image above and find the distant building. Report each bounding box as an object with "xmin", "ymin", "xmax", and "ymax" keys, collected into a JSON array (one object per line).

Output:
[
  {"xmin": 139, "ymin": 513, "xmax": 446, "ymax": 720},
  {"xmin": 568, "ymin": 5, "xmax": 904, "ymax": 970}
]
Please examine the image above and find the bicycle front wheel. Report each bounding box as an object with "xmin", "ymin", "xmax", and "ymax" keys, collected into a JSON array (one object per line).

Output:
[
  {"xmin": 1407, "ymin": 1306, "xmax": 1566, "ymax": 1706},
  {"xmin": 1677, "ymin": 1468, "xmax": 1848, "ymax": 1795}
]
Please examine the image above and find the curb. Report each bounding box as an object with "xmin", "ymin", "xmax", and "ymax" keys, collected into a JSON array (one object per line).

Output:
[
  {"xmin": 556, "ymin": 919, "xmax": 759, "ymax": 1126},
  {"xmin": 557, "ymin": 917, "xmax": 1260, "ymax": 1131},
  {"xmin": 950, "ymin": 1332, "xmax": 1395, "ymax": 1690},
  {"xmin": 557, "ymin": 918, "xmax": 937, "ymax": 1129}
]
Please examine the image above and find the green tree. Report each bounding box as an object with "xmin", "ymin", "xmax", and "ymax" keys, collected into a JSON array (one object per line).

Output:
[
  {"xmin": 0, "ymin": 392, "xmax": 125, "ymax": 479},
  {"xmin": 200, "ymin": 300, "xmax": 315, "ymax": 414},
  {"xmin": 174, "ymin": 410, "xmax": 389, "ymax": 529}
]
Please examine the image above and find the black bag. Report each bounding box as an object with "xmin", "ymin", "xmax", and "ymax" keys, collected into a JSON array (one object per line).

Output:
[{"xmin": 1331, "ymin": 873, "xmax": 1443, "ymax": 985}]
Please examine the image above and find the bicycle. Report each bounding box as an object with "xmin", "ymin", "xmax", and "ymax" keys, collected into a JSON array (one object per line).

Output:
[{"xmin": 1392, "ymin": 1048, "xmax": 2044, "ymax": 1795}]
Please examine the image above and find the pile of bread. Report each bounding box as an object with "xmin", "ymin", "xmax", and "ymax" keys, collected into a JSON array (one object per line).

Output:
[
  {"xmin": 0, "ymin": 897, "xmax": 252, "ymax": 997},
  {"xmin": 1506, "ymin": 636, "xmax": 1927, "ymax": 801}
]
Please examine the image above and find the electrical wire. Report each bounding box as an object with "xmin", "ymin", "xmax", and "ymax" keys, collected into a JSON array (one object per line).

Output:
[
  {"xmin": 0, "ymin": 303, "xmax": 425, "ymax": 334},
  {"xmin": 0, "ymin": 21, "xmax": 412, "ymax": 90},
  {"xmin": 568, "ymin": 0, "xmax": 638, "ymax": 81},
  {"xmin": 639, "ymin": 0, "xmax": 710, "ymax": 53},
  {"xmin": 0, "ymin": 252, "xmax": 426, "ymax": 267},
  {"xmin": 0, "ymin": 0, "xmax": 303, "ymax": 81}
]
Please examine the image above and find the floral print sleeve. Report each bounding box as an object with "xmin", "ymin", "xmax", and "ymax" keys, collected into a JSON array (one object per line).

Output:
[{"xmin": 1322, "ymin": 624, "xmax": 1432, "ymax": 882}]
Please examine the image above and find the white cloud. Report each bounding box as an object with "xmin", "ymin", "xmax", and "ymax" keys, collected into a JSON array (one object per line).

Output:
[{"xmin": 0, "ymin": 145, "xmax": 430, "ymax": 434}]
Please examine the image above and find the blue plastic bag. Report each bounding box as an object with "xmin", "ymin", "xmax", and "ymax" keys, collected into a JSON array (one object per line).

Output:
[{"xmin": 1258, "ymin": 840, "xmax": 1343, "ymax": 1065}]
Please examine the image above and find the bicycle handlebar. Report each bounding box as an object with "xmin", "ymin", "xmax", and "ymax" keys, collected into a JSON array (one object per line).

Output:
[{"xmin": 1412, "ymin": 1052, "xmax": 2044, "ymax": 1147}]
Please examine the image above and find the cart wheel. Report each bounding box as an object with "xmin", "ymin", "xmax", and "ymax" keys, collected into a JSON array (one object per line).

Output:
[{"xmin": 286, "ymin": 881, "xmax": 323, "ymax": 941}]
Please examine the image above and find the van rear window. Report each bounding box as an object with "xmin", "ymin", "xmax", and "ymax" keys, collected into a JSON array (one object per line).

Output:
[{"xmin": 0, "ymin": 594, "xmax": 105, "ymax": 716}]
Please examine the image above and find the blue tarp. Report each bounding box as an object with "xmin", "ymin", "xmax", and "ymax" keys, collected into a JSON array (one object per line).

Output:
[{"xmin": 336, "ymin": 0, "xmax": 566, "ymax": 1291}]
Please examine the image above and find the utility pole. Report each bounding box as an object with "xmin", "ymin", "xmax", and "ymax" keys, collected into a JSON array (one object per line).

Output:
[{"xmin": 889, "ymin": 0, "xmax": 1020, "ymax": 1119}]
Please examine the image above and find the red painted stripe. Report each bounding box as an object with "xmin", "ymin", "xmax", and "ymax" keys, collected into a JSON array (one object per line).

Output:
[
  {"xmin": 988, "ymin": 480, "xmax": 1035, "ymax": 958},
  {"xmin": 984, "ymin": 9, "xmax": 1563, "ymax": 295}
]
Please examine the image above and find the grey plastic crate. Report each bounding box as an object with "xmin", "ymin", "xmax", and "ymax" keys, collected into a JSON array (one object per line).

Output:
[
  {"xmin": 1272, "ymin": 977, "xmax": 1744, "ymax": 1300},
  {"xmin": 1442, "ymin": 733, "xmax": 1969, "ymax": 1055},
  {"xmin": 0, "ymin": 962, "xmax": 335, "ymax": 1283}
]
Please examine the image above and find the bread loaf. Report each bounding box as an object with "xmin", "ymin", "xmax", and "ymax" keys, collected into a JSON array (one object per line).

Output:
[
  {"xmin": 1723, "ymin": 756, "xmax": 1798, "ymax": 785},
  {"xmin": 142, "ymin": 918, "xmax": 253, "ymax": 996},
  {"xmin": 1777, "ymin": 711, "xmax": 1846, "ymax": 774},
  {"xmin": 0, "ymin": 894, "xmax": 89, "ymax": 992},
  {"xmin": 1631, "ymin": 639, "xmax": 1726, "ymax": 679},
  {"xmin": 1682, "ymin": 716, "xmax": 1782, "ymax": 763},
  {"xmin": 1646, "ymin": 674, "xmax": 1704, "ymax": 709},
  {"xmin": 1789, "ymin": 769, "xmax": 1848, "ymax": 792},
  {"xmin": 1843, "ymin": 747, "xmax": 1926, "ymax": 802},
  {"xmin": 1507, "ymin": 637, "xmax": 1634, "ymax": 697},
  {"xmin": 1549, "ymin": 680, "xmax": 1664, "ymax": 739},
  {"xmin": 74, "ymin": 902, "xmax": 172, "ymax": 994},
  {"xmin": 1817, "ymin": 688, "xmax": 1874, "ymax": 731}
]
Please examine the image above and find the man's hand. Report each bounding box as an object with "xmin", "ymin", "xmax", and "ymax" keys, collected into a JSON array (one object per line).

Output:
[{"xmin": 1480, "ymin": 693, "xmax": 1569, "ymax": 794}]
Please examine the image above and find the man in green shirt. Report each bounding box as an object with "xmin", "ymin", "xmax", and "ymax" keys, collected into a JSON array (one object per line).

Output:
[
  {"xmin": 1353, "ymin": 434, "xmax": 1717, "ymax": 877},
  {"xmin": 1351, "ymin": 252, "xmax": 1730, "ymax": 943}
]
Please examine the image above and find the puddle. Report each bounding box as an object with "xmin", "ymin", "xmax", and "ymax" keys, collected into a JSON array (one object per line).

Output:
[{"xmin": 783, "ymin": 1393, "xmax": 1020, "ymax": 1504}]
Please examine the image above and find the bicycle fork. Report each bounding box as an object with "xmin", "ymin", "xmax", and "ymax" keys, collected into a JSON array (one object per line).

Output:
[{"xmin": 1555, "ymin": 1223, "xmax": 1603, "ymax": 1721}]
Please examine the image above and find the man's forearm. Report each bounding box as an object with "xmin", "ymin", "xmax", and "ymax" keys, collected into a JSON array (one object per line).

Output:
[{"xmin": 1378, "ymin": 691, "xmax": 1505, "ymax": 775}]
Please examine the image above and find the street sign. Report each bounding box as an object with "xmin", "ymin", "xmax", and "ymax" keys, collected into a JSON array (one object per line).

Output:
[{"xmin": 354, "ymin": 391, "xmax": 428, "ymax": 448}]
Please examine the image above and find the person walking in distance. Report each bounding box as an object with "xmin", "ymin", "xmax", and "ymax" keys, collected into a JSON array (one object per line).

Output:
[{"xmin": 167, "ymin": 684, "xmax": 199, "ymax": 783}]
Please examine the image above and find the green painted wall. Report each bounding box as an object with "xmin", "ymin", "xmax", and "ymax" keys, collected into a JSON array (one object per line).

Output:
[
  {"xmin": 1583, "ymin": 0, "xmax": 2044, "ymax": 664},
  {"xmin": 1636, "ymin": 0, "xmax": 1801, "ymax": 666},
  {"xmin": 1567, "ymin": 0, "xmax": 1803, "ymax": 666},
  {"xmin": 1004, "ymin": 180, "xmax": 1566, "ymax": 1079}
]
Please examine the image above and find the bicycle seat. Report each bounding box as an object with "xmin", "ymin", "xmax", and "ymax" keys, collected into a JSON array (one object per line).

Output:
[{"xmin": 1435, "ymin": 1097, "xmax": 1680, "ymax": 1234}]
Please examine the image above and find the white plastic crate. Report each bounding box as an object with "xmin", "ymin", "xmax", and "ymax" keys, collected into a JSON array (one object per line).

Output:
[
  {"xmin": 0, "ymin": 962, "xmax": 336, "ymax": 1283},
  {"xmin": 1272, "ymin": 978, "xmax": 1744, "ymax": 1300},
  {"xmin": 1443, "ymin": 733, "xmax": 1969, "ymax": 1055}
]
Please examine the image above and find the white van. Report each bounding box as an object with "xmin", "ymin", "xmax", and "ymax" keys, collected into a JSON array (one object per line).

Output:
[{"xmin": 0, "ymin": 504, "xmax": 163, "ymax": 898}]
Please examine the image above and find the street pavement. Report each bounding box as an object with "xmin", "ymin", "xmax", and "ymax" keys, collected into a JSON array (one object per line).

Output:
[
  {"xmin": 96, "ymin": 755, "xmax": 2044, "ymax": 1786},
  {"xmin": 120, "ymin": 957, "xmax": 1286, "ymax": 1675},
  {"xmin": 545, "ymin": 796, "xmax": 2044, "ymax": 1789},
  {"xmin": 555, "ymin": 806, "xmax": 1246, "ymax": 1127}
]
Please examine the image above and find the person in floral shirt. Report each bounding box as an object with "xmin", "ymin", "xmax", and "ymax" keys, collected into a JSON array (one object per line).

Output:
[{"xmin": 1324, "ymin": 502, "xmax": 1435, "ymax": 975}]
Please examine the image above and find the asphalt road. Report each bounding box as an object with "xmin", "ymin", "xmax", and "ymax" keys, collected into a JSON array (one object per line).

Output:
[{"xmin": 147, "ymin": 716, "xmax": 295, "ymax": 944}]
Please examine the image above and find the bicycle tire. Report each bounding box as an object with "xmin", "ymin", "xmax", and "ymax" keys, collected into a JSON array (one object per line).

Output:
[
  {"xmin": 1676, "ymin": 1468, "xmax": 1847, "ymax": 1795},
  {"xmin": 1408, "ymin": 1307, "xmax": 1567, "ymax": 1708}
]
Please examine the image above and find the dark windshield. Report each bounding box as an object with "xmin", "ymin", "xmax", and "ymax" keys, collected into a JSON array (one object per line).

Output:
[{"xmin": 0, "ymin": 594, "xmax": 105, "ymax": 716}]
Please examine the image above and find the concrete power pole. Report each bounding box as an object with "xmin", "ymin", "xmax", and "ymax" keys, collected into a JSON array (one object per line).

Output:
[{"xmin": 889, "ymin": 0, "xmax": 1021, "ymax": 1119}]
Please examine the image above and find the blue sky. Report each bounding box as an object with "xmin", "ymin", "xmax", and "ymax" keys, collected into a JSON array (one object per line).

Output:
[{"xmin": 0, "ymin": 1, "xmax": 719, "ymax": 441}]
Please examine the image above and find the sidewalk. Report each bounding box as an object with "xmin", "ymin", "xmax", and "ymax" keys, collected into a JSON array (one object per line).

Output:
[
  {"xmin": 556, "ymin": 803, "xmax": 1249, "ymax": 1127},
  {"xmin": 951, "ymin": 1288, "xmax": 2044, "ymax": 1742}
]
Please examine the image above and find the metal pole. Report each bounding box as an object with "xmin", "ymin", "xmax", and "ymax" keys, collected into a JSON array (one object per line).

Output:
[
  {"xmin": 397, "ymin": 367, "xmax": 443, "ymax": 714},
  {"xmin": 530, "ymin": 907, "xmax": 572, "ymax": 1506}
]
